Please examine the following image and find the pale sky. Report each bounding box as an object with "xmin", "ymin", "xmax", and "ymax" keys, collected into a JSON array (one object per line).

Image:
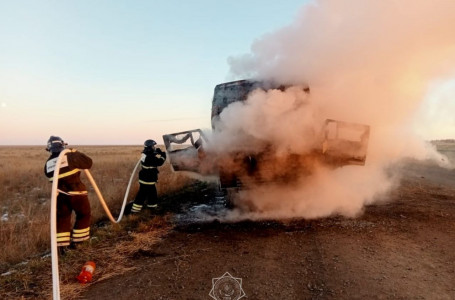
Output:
[
  {"xmin": 0, "ymin": 0, "xmax": 307, "ymax": 145},
  {"xmin": 1, "ymin": 0, "xmax": 454, "ymax": 145}
]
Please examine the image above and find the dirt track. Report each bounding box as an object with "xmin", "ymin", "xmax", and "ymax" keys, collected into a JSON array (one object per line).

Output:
[{"xmin": 82, "ymin": 160, "xmax": 455, "ymax": 300}]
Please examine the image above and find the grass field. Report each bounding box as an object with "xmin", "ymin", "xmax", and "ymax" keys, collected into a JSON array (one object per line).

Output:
[{"xmin": 0, "ymin": 145, "xmax": 194, "ymax": 272}]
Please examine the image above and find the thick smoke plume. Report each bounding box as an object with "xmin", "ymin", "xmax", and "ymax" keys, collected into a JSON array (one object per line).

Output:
[{"xmin": 208, "ymin": 0, "xmax": 455, "ymax": 220}]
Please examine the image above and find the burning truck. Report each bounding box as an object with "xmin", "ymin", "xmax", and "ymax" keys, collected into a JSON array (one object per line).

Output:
[{"xmin": 163, "ymin": 80, "xmax": 370, "ymax": 203}]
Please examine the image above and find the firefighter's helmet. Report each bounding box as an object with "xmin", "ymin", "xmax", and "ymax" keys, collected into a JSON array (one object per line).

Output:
[
  {"xmin": 144, "ymin": 139, "xmax": 157, "ymax": 148},
  {"xmin": 46, "ymin": 136, "xmax": 66, "ymax": 153}
]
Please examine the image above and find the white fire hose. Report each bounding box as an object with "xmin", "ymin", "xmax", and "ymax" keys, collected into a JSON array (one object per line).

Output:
[
  {"xmin": 83, "ymin": 160, "xmax": 141, "ymax": 224},
  {"xmin": 50, "ymin": 149, "xmax": 141, "ymax": 299}
]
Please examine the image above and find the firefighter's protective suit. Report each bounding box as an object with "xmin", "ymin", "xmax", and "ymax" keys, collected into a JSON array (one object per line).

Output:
[
  {"xmin": 131, "ymin": 140, "xmax": 167, "ymax": 213},
  {"xmin": 44, "ymin": 136, "xmax": 92, "ymax": 247}
]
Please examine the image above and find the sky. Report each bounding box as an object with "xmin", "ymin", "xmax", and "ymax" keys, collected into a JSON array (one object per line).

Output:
[
  {"xmin": 0, "ymin": 0, "xmax": 306, "ymax": 145},
  {"xmin": 1, "ymin": 0, "xmax": 454, "ymax": 146}
]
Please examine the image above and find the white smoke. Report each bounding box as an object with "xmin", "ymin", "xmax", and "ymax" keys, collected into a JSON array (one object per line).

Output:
[{"xmin": 210, "ymin": 0, "xmax": 455, "ymax": 220}]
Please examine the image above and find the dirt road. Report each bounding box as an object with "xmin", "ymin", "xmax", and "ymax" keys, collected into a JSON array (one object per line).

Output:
[{"xmin": 82, "ymin": 160, "xmax": 455, "ymax": 300}]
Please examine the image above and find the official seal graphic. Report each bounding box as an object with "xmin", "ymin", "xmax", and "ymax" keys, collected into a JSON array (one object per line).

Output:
[{"xmin": 209, "ymin": 272, "xmax": 246, "ymax": 300}]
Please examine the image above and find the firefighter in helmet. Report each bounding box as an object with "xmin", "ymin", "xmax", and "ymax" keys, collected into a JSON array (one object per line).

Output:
[
  {"xmin": 130, "ymin": 139, "xmax": 167, "ymax": 214},
  {"xmin": 44, "ymin": 136, "xmax": 93, "ymax": 251}
]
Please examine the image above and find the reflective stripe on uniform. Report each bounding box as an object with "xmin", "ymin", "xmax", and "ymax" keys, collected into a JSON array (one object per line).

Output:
[
  {"xmin": 138, "ymin": 180, "xmax": 156, "ymax": 185},
  {"xmin": 72, "ymin": 236, "xmax": 90, "ymax": 242},
  {"xmin": 68, "ymin": 191, "xmax": 88, "ymax": 195},
  {"xmin": 73, "ymin": 227, "xmax": 90, "ymax": 233},
  {"xmin": 49, "ymin": 168, "xmax": 80, "ymax": 181},
  {"xmin": 72, "ymin": 227, "xmax": 90, "ymax": 235},
  {"xmin": 72, "ymin": 227, "xmax": 90, "ymax": 242},
  {"xmin": 147, "ymin": 204, "xmax": 158, "ymax": 208},
  {"xmin": 57, "ymin": 232, "xmax": 71, "ymax": 244},
  {"xmin": 131, "ymin": 203, "xmax": 142, "ymax": 212},
  {"xmin": 57, "ymin": 189, "xmax": 87, "ymax": 196},
  {"xmin": 141, "ymin": 165, "xmax": 156, "ymax": 169}
]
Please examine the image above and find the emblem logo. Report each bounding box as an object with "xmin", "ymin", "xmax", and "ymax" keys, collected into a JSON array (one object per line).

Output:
[{"xmin": 209, "ymin": 272, "xmax": 246, "ymax": 300}]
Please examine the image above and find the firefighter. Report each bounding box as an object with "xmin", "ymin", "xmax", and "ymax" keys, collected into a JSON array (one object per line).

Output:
[
  {"xmin": 129, "ymin": 139, "xmax": 167, "ymax": 214},
  {"xmin": 44, "ymin": 136, "xmax": 92, "ymax": 251}
]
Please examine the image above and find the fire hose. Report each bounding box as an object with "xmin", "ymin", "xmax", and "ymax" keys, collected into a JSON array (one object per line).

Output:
[{"xmin": 50, "ymin": 149, "xmax": 141, "ymax": 299}]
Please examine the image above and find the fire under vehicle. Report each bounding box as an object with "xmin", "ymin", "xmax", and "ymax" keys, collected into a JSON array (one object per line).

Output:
[{"xmin": 163, "ymin": 80, "xmax": 370, "ymax": 198}]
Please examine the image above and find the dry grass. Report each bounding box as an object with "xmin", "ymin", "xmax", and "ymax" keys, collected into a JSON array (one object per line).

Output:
[
  {"xmin": 55, "ymin": 214, "xmax": 173, "ymax": 300},
  {"xmin": 0, "ymin": 145, "xmax": 194, "ymax": 272},
  {"xmin": 0, "ymin": 213, "xmax": 174, "ymax": 299},
  {"xmin": 0, "ymin": 145, "xmax": 199, "ymax": 299}
]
